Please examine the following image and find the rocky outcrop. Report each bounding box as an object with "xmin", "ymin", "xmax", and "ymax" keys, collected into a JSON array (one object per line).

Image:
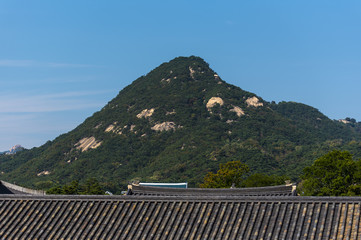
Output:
[
  {"xmin": 104, "ymin": 123, "xmax": 136, "ymax": 135},
  {"xmin": 206, "ymin": 97, "xmax": 224, "ymax": 109},
  {"xmin": 161, "ymin": 78, "xmax": 172, "ymax": 83},
  {"xmin": 189, "ymin": 66, "xmax": 196, "ymax": 79},
  {"xmin": 137, "ymin": 108, "xmax": 155, "ymax": 118},
  {"xmin": 2, "ymin": 145, "xmax": 25, "ymax": 155},
  {"xmin": 246, "ymin": 96, "xmax": 263, "ymax": 107},
  {"xmin": 151, "ymin": 122, "xmax": 179, "ymax": 132},
  {"xmin": 105, "ymin": 123, "xmax": 117, "ymax": 133},
  {"xmin": 166, "ymin": 110, "xmax": 176, "ymax": 115},
  {"xmin": 75, "ymin": 137, "xmax": 102, "ymax": 152},
  {"xmin": 37, "ymin": 171, "xmax": 51, "ymax": 177},
  {"xmin": 230, "ymin": 106, "xmax": 245, "ymax": 117},
  {"xmin": 339, "ymin": 119, "xmax": 351, "ymax": 124}
]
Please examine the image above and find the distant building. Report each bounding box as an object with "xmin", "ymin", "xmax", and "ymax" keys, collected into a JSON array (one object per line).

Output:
[
  {"xmin": 128, "ymin": 183, "xmax": 296, "ymax": 196},
  {"xmin": 139, "ymin": 182, "xmax": 188, "ymax": 188}
]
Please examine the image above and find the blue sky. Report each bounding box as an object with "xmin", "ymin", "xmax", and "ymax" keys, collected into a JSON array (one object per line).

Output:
[{"xmin": 1, "ymin": 1, "xmax": 361, "ymax": 151}]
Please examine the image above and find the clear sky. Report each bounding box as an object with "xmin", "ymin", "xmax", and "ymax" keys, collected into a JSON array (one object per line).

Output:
[{"xmin": 1, "ymin": 1, "xmax": 361, "ymax": 151}]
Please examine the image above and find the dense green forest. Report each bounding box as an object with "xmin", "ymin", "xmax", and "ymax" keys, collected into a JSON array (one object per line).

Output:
[
  {"xmin": 1, "ymin": 56, "xmax": 361, "ymax": 194},
  {"xmin": 300, "ymin": 150, "xmax": 361, "ymax": 196}
]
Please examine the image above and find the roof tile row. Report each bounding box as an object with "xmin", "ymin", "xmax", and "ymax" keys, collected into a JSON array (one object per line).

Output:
[{"xmin": 1, "ymin": 195, "xmax": 361, "ymax": 239}]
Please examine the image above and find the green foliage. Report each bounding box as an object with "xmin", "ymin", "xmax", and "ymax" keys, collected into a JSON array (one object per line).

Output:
[
  {"xmin": 242, "ymin": 173, "xmax": 289, "ymax": 188},
  {"xmin": 200, "ymin": 161, "xmax": 249, "ymax": 188},
  {"xmin": 300, "ymin": 150, "xmax": 361, "ymax": 196},
  {"xmin": 47, "ymin": 178, "xmax": 105, "ymax": 195},
  {"xmin": 82, "ymin": 178, "xmax": 104, "ymax": 195},
  {"xmin": 200, "ymin": 161, "xmax": 288, "ymax": 188}
]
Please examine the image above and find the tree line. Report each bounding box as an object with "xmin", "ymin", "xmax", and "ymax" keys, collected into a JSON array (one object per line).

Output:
[
  {"xmin": 47, "ymin": 150, "xmax": 361, "ymax": 197},
  {"xmin": 200, "ymin": 150, "xmax": 361, "ymax": 196}
]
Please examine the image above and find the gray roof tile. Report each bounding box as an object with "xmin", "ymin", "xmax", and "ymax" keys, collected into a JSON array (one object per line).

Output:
[{"xmin": 1, "ymin": 195, "xmax": 361, "ymax": 239}]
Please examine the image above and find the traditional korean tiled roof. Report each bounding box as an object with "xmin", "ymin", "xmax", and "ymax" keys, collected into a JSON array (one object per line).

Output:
[
  {"xmin": 128, "ymin": 183, "xmax": 297, "ymax": 196},
  {"xmin": 1, "ymin": 194, "xmax": 361, "ymax": 239}
]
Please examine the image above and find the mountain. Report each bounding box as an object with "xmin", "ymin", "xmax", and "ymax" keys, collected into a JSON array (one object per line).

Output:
[
  {"xmin": 0, "ymin": 145, "xmax": 24, "ymax": 155},
  {"xmin": 1, "ymin": 56, "xmax": 361, "ymax": 193}
]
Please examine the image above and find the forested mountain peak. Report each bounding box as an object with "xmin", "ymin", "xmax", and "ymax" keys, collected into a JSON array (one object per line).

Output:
[{"xmin": 1, "ymin": 56, "xmax": 360, "ymax": 193}]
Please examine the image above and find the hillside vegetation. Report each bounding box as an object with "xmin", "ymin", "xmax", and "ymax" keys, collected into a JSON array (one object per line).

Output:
[{"xmin": 1, "ymin": 56, "xmax": 361, "ymax": 193}]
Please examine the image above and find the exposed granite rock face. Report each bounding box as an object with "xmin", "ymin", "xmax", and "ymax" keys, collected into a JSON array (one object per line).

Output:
[
  {"xmin": 246, "ymin": 96, "xmax": 263, "ymax": 107},
  {"xmin": 105, "ymin": 123, "xmax": 117, "ymax": 133},
  {"xmin": 75, "ymin": 137, "xmax": 102, "ymax": 152},
  {"xmin": 230, "ymin": 105, "xmax": 245, "ymax": 117},
  {"xmin": 206, "ymin": 97, "xmax": 224, "ymax": 109},
  {"xmin": 137, "ymin": 108, "xmax": 155, "ymax": 118},
  {"xmin": 37, "ymin": 170, "xmax": 51, "ymax": 176},
  {"xmin": 2, "ymin": 144, "xmax": 24, "ymax": 155},
  {"xmin": 189, "ymin": 66, "xmax": 196, "ymax": 79},
  {"xmin": 104, "ymin": 122, "xmax": 127, "ymax": 135},
  {"xmin": 151, "ymin": 122, "xmax": 179, "ymax": 131}
]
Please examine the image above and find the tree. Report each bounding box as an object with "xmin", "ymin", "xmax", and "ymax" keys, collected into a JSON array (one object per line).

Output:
[
  {"xmin": 200, "ymin": 161, "xmax": 249, "ymax": 188},
  {"xmin": 63, "ymin": 181, "xmax": 80, "ymax": 194},
  {"xmin": 300, "ymin": 150, "xmax": 361, "ymax": 196},
  {"xmin": 241, "ymin": 173, "xmax": 288, "ymax": 188},
  {"xmin": 80, "ymin": 178, "xmax": 104, "ymax": 195},
  {"xmin": 47, "ymin": 178, "xmax": 105, "ymax": 195}
]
